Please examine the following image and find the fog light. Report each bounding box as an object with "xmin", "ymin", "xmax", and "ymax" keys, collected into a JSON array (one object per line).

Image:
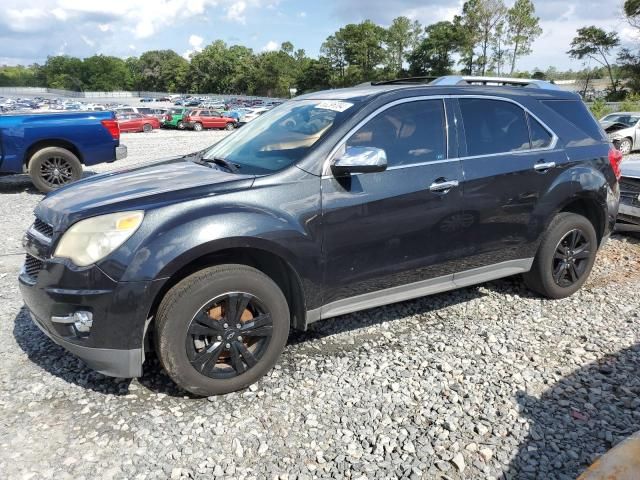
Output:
[{"xmin": 51, "ymin": 311, "xmax": 93, "ymax": 333}]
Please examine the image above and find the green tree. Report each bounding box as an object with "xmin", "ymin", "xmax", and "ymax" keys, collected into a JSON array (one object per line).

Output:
[
  {"xmin": 408, "ymin": 21, "xmax": 459, "ymax": 76},
  {"xmin": 296, "ymin": 57, "xmax": 332, "ymax": 93},
  {"xmin": 133, "ymin": 50, "xmax": 189, "ymax": 92},
  {"xmin": 0, "ymin": 65, "xmax": 42, "ymax": 87},
  {"xmin": 454, "ymin": 0, "xmax": 482, "ymax": 74},
  {"xmin": 385, "ymin": 16, "xmax": 422, "ymax": 76},
  {"xmin": 568, "ymin": 26, "xmax": 620, "ymax": 95},
  {"xmin": 331, "ymin": 20, "xmax": 388, "ymax": 83},
  {"xmin": 475, "ymin": 0, "xmax": 507, "ymax": 75},
  {"xmin": 320, "ymin": 35, "xmax": 348, "ymax": 84},
  {"xmin": 81, "ymin": 55, "xmax": 132, "ymax": 91},
  {"xmin": 506, "ymin": 0, "xmax": 542, "ymax": 74},
  {"xmin": 41, "ymin": 55, "xmax": 85, "ymax": 90},
  {"xmin": 625, "ymin": 0, "xmax": 640, "ymax": 29}
]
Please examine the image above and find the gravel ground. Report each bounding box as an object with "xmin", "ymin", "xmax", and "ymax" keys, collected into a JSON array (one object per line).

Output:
[{"xmin": 0, "ymin": 133, "xmax": 639, "ymax": 479}]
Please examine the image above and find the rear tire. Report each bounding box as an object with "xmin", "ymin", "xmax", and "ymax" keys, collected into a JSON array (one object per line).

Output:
[
  {"xmin": 155, "ymin": 264, "xmax": 290, "ymax": 396},
  {"xmin": 523, "ymin": 212, "xmax": 598, "ymax": 299},
  {"xmin": 28, "ymin": 147, "xmax": 82, "ymax": 193},
  {"xmin": 177, "ymin": 120, "xmax": 185, "ymax": 130}
]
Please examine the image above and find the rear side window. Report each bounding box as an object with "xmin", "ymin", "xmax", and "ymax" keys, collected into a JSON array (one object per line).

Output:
[
  {"xmin": 346, "ymin": 99, "xmax": 447, "ymax": 167},
  {"xmin": 528, "ymin": 114, "xmax": 554, "ymax": 149},
  {"xmin": 541, "ymin": 100, "xmax": 605, "ymax": 141},
  {"xmin": 459, "ymin": 98, "xmax": 531, "ymax": 156}
]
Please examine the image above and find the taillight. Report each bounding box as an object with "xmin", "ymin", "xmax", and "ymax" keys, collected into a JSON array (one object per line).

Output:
[
  {"xmin": 101, "ymin": 119, "xmax": 120, "ymax": 140},
  {"xmin": 609, "ymin": 147, "xmax": 623, "ymax": 180}
]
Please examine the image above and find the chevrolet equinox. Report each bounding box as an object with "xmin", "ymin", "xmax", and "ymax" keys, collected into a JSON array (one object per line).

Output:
[{"xmin": 19, "ymin": 76, "xmax": 621, "ymax": 396}]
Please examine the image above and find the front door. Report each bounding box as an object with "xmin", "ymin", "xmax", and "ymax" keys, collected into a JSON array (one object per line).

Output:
[{"xmin": 321, "ymin": 98, "xmax": 467, "ymax": 308}]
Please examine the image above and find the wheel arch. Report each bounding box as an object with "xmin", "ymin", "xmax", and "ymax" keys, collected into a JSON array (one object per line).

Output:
[
  {"xmin": 146, "ymin": 246, "xmax": 308, "ymax": 337},
  {"xmin": 557, "ymin": 195, "xmax": 606, "ymax": 244},
  {"xmin": 23, "ymin": 139, "xmax": 84, "ymax": 168}
]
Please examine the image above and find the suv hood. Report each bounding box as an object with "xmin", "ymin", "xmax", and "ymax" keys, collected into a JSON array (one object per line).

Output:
[{"xmin": 36, "ymin": 158, "xmax": 254, "ymax": 229}]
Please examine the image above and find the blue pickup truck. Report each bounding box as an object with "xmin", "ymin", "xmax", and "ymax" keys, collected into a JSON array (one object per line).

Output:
[{"xmin": 0, "ymin": 110, "xmax": 127, "ymax": 192}]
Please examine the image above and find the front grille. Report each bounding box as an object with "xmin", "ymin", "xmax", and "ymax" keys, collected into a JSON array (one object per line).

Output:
[
  {"xmin": 620, "ymin": 177, "xmax": 640, "ymax": 206},
  {"xmin": 24, "ymin": 254, "xmax": 44, "ymax": 280},
  {"xmin": 33, "ymin": 217, "xmax": 54, "ymax": 238}
]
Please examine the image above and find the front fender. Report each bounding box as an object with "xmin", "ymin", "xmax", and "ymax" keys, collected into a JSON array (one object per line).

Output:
[{"xmin": 98, "ymin": 200, "xmax": 323, "ymax": 299}]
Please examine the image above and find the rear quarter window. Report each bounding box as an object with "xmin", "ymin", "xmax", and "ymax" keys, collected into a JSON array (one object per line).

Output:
[{"xmin": 541, "ymin": 100, "xmax": 606, "ymax": 141}]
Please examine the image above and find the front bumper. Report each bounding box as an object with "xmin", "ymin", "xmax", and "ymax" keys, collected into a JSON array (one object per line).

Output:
[
  {"xmin": 116, "ymin": 145, "xmax": 128, "ymax": 160},
  {"xmin": 18, "ymin": 260, "xmax": 156, "ymax": 378},
  {"xmin": 28, "ymin": 309, "xmax": 143, "ymax": 377}
]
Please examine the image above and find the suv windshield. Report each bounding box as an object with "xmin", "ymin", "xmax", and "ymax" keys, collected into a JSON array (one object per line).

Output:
[
  {"xmin": 203, "ymin": 99, "xmax": 356, "ymax": 174},
  {"xmin": 602, "ymin": 114, "xmax": 640, "ymax": 127}
]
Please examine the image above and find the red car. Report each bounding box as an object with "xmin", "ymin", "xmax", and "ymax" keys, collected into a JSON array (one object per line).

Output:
[
  {"xmin": 183, "ymin": 110, "xmax": 237, "ymax": 131},
  {"xmin": 116, "ymin": 113, "xmax": 160, "ymax": 133}
]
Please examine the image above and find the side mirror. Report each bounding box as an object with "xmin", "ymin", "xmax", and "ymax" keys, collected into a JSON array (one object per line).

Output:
[{"xmin": 331, "ymin": 146, "xmax": 388, "ymax": 176}]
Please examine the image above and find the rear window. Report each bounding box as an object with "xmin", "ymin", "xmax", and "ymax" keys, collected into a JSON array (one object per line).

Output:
[{"xmin": 541, "ymin": 100, "xmax": 605, "ymax": 141}]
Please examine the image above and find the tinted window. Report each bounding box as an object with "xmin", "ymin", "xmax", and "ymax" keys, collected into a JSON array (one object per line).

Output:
[
  {"xmin": 459, "ymin": 98, "xmax": 530, "ymax": 156},
  {"xmin": 542, "ymin": 100, "xmax": 606, "ymax": 141},
  {"xmin": 346, "ymin": 100, "xmax": 446, "ymax": 167},
  {"xmin": 528, "ymin": 114, "xmax": 553, "ymax": 149}
]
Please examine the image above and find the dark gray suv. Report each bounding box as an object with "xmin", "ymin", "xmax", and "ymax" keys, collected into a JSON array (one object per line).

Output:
[{"xmin": 20, "ymin": 76, "xmax": 621, "ymax": 396}]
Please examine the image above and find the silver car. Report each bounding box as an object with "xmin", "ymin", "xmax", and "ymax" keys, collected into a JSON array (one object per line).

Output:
[
  {"xmin": 618, "ymin": 159, "xmax": 640, "ymax": 229},
  {"xmin": 600, "ymin": 112, "xmax": 640, "ymax": 155}
]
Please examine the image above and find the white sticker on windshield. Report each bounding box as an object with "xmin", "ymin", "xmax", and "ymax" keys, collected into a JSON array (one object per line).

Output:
[{"xmin": 316, "ymin": 100, "xmax": 353, "ymax": 112}]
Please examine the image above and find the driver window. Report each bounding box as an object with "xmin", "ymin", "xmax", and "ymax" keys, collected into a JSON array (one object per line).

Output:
[{"xmin": 345, "ymin": 100, "xmax": 447, "ymax": 167}]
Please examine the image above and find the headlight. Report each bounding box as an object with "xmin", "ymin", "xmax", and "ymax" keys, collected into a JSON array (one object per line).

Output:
[{"xmin": 54, "ymin": 211, "xmax": 144, "ymax": 267}]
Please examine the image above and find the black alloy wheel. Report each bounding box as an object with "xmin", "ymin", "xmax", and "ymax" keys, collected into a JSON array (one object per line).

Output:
[
  {"xmin": 186, "ymin": 293, "xmax": 273, "ymax": 379},
  {"xmin": 523, "ymin": 212, "xmax": 597, "ymax": 299},
  {"xmin": 155, "ymin": 264, "xmax": 290, "ymax": 396},
  {"xmin": 39, "ymin": 156, "xmax": 74, "ymax": 188},
  {"xmin": 552, "ymin": 229, "xmax": 591, "ymax": 287}
]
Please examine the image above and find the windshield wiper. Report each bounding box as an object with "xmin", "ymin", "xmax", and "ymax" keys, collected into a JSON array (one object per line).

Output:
[
  {"xmin": 186, "ymin": 150, "xmax": 240, "ymax": 173},
  {"xmin": 205, "ymin": 157, "xmax": 241, "ymax": 173}
]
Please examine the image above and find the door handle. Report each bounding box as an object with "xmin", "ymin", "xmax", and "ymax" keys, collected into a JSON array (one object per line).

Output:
[
  {"xmin": 534, "ymin": 161, "xmax": 556, "ymax": 172},
  {"xmin": 429, "ymin": 179, "xmax": 459, "ymax": 192}
]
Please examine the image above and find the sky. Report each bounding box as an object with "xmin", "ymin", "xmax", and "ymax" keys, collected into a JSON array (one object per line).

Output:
[{"xmin": 0, "ymin": 0, "xmax": 637, "ymax": 72}]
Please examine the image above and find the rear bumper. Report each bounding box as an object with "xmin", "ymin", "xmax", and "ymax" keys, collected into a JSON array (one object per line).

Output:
[
  {"xmin": 28, "ymin": 309, "xmax": 143, "ymax": 377},
  {"xmin": 115, "ymin": 145, "xmax": 127, "ymax": 160}
]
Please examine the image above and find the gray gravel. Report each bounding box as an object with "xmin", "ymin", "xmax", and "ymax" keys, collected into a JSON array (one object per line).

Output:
[{"xmin": 0, "ymin": 131, "xmax": 639, "ymax": 479}]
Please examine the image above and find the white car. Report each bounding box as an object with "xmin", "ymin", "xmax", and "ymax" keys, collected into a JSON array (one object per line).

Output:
[
  {"xmin": 240, "ymin": 107, "xmax": 269, "ymax": 124},
  {"xmin": 600, "ymin": 112, "xmax": 640, "ymax": 155},
  {"xmin": 618, "ymin": 159, "xmax": 640, "ymax": 231}
]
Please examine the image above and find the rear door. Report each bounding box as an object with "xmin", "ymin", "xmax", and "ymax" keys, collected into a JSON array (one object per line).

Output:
[
  {"xmin": 453, "ymin": 96, "xmax": 567, "ymax": 276},
  {"xmin": 321, "ymin": 98, "xmax": 467, "ymax": 307}
]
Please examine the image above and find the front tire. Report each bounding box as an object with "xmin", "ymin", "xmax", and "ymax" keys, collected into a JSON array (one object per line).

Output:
[
  {"xmin": 177, "ymin": 120, "xmax": 185, "ymax": 130},
  {"xmin": 225, "ymin": 122, "xmax": 235, "ymax": 131},
  {"xmin": 524, "ymin": 212, "xmax": 598, "ymax": 299},
  {"xmin": 618, "ymin": 137, "xmax": 633, "ymax": 155},
  {"xmin": 142, "ymin": 123, "xmax": 153, "ymax": 133},
  {"xmin": 28, "ymin": 147, "xmax": 82, "ymax": 193},
  {"xmin": 155, "ymin": 264, "xmax": 290, "ymax": 396},
  {"xmin": 193, "ymin": 122, "xmax": 203, "ymax": 132}
]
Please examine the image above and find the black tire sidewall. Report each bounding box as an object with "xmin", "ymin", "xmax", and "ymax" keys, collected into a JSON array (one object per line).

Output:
[
  {"xmin": 28, "ymin": 147, "xmax": 82, "ymax": 193},
  {"xmin": 156, "ymin": 265, "xmax": 290, "ymax": 396},
  {"xmin": 528, "ymin": 213, "xmax": 598, "ymax": 299},
  {"xmin": 194, "ymin": 123, "xmax": 203, "ymax": 131},
  {"xmin": 143, "ymin": 123, "xmax": 152, "ymax": 132}
]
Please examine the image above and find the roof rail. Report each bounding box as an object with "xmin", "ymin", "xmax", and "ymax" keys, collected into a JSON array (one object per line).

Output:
[
  {"xmin": 372, "ymin": 76, "xmax": 437, "ymax": 86},
  {"xmin": 430, "ymin": 75, "xmax": 561, "ymax": 90}
]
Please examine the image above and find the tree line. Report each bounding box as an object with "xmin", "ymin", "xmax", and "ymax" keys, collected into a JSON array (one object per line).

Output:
[{"xmin": 2, "ymin": 0, "xmax": 544, "ymax": 97}]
